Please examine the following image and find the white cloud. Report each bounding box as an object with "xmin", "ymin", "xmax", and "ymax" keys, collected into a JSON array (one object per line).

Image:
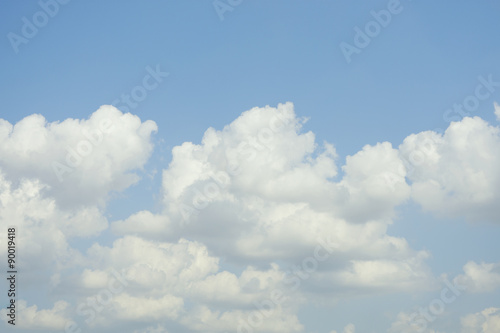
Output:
[
  {"xmin": 461, "ymin": 307, "xmax": 500, "ymax": 333},
  {"xmin": 68, "ymin": 235, "xmax": 302, "ymax": 331},
  {"xmin": 329, "ymin": 323, "xmax": 356, "ymax": 333},
  {"xmin": 111, "ymin": 210, "xmax": 175, "ymax": 240},
  {"xmin": 154, "ymin": 102, "xmax": 432, "ymax": 299},
  {"xmin": 339, "ymin": 141, "xmax": 411, "ymax": 222},
  {"xmin": 495, "ymin": 102, "xmax": 500, "ymax": 121},
  {"xmin": 332, "ymin": 252, "xmax": 432, "ymax": 292},
  {"xmin": 343, "ymin": 323, "xmax": 356, "ymax": 333},
  {"xmin": 400, "ymin": 116, "xmax": 500, "ymax": 222},
  {"xmin": 0, "ymin": 171, "xmax": 101, "ymax": 286},
  {"xmin": 110, "ymin": 293, "xmax": 183, "ymax": 322},
  {"xmin": 0, "ymin": 105, "xmax": 157, "ymax": 208},
  {"xmin": 180, "ymin": 305, "xmax": 304, "ymax": 333},
  {"xmin": 454, "ymin": 261, "xmax": 500, "ymax": 293},
  {"xmin": 0, "ymin": 300, "xmax": 71, "ymax": 330},
  {"xmin": 388, "ymin": 311, "xmax": 446, "ymax": 333},
  {"xmin": 133, "ymin": 325, "xmax": 169, "ymax": 333},
  {"xmin": 5, "ymin": 102, "xmax": 500, "ymax": 332},
  {"xmin": 85, "ymin": 236, "xmax": 219, "ymax": 293},
  {"xmin": 81, "ymin": 235, "xmax": 288, "ymax": 306}
]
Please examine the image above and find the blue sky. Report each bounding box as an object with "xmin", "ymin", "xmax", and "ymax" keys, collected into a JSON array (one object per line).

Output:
[{"xmin": 1, "ymin": 1, "xmax": 500, "ymax": 332}]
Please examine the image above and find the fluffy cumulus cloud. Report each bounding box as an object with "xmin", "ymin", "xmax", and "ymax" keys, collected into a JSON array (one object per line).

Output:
[
  {"xmin": 0, "ymin": 105, "xmax": 157, "ymax": 208},
  {"xmin": 179, "ymin": 305, "xmax": 304, "ymax": 333},
  {"xmin": 1, "ymin": 102, "xmax": 499, "ymax": 332},
  {"xmin": 0, "ymin": 171, "xmax": 104, "ymax": 291},
  {"xmin": 0, "ymin": 105, "xmax": 158, "ymax": 300},
  {"xmin": 454, "ymin": 261, "xmax": 500, "ymax": 293},
  {"xmin": 0, "ymin": 106, "xmax": 158, "ymax": 331},
  {"xmin": 461, "ymin": 307, "xmax": 500, "ymax": 333},
  {"xmin": 0, "ymin": 300, "xmax": 72, "ymax": 330},
  {"xmin": 399, "ymin": 115, "xmax": 500, "ymax": 222},
  {"xmin": 153, "ymin": 102, "xmax": 431, "ymax": 301},
  {"xmin": 111, "ymin": 210, "xmax": 173, "ymax": 241},
  {"xmin": 70, "ymin": 235, "xmax": 303, "ymax": 332}
]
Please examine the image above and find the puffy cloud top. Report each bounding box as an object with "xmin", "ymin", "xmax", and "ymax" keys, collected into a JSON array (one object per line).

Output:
[{"xmin": 0, "ymin": 105, "xmax": 157, "ymax": 208}]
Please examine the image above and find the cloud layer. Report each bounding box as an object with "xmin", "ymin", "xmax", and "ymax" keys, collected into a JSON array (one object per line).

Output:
[
  {"xmin": 0, "ymin": 105, "xmax": 157, "ymax": 208},
  {"xmin": 1, "ymin": 102, "xmax": 499, "ymax": 332}
]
